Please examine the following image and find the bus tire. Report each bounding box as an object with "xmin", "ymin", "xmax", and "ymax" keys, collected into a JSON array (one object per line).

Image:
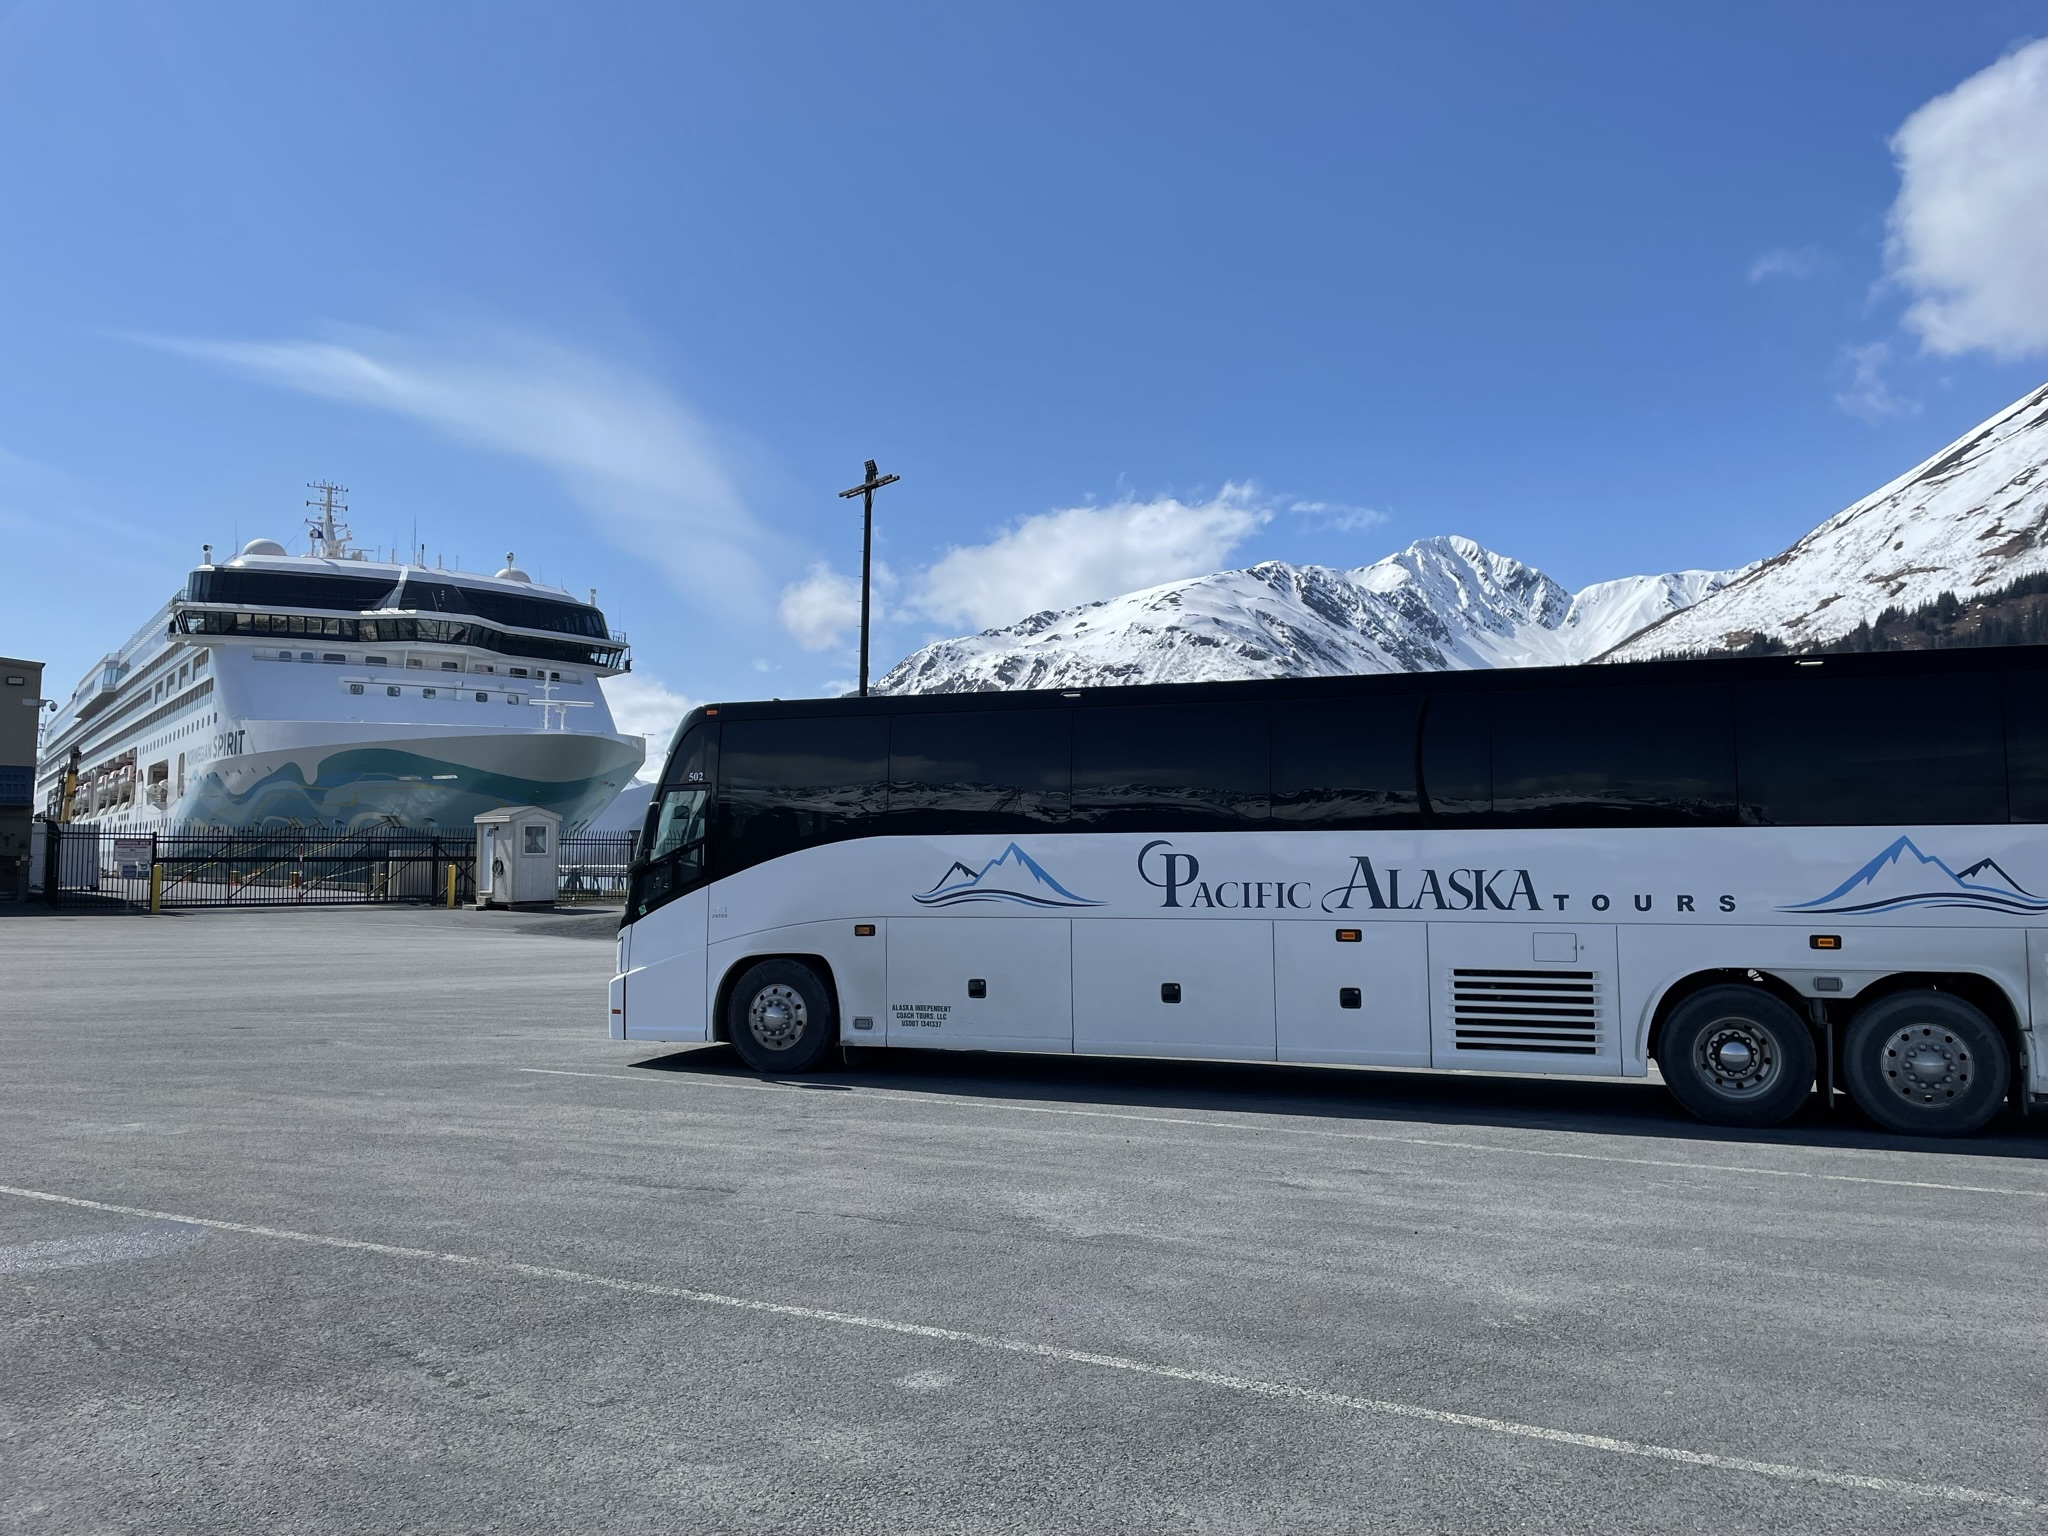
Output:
[
  {"xmin": 1842, "ymin": 991, "xmax": 2008, "ymax": 1137},
  {"xmin": 1657, "ymin": 985, "xmax": 1815, "ymax": 1128},
  {"xmin": 726, "ymin": 959, "xmax": 838, "ymax": 1074}
]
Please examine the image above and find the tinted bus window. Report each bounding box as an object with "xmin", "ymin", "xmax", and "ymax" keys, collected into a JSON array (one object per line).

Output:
[
  {"xmin": 1420, "ymin": 694, "xmax": 1490, "ymax": 819},
  {"xmin": 644, "ymin": 722, "xmax": 717, "ymax": 862},
  {"xmin": 1492, "ymin": 685, "xmax": 1735, "ymax": 827},
  {"xmin": 714, "ymin": 716, "xmax": 889, "ymax": 874},
  {"xmin": 1271, "ymin": 696, "xmax": 1421, "ymax": 826},
  {"xmin": 2006, "ymin": 672, "xmax": 2048, "ymax": 822},
  {"xmin": 888, "ymin": 710, "xmax": 1070, "ymax": 833},
  {"xmin": 1072, "ymin": 703, "xmax": 1269, "ymax": 831},
  {"xmin": 1737, "ymin": 675, "xmax": 2005, "ymax": 826}
]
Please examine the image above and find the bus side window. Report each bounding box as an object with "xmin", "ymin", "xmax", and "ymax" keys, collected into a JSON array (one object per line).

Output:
[
  {"xmin": 1491, "ymin": 684, "xmax": 1734, "ymax": 827},
  {"xmin": 1420, "ymin": 694, "xmax": 1490, "ymax": 819},
  {"xmin": 715, "ymin": 716, "xmax": 889, "ymax": 876},
  {"xmin": 888, "ymin": 709, "xmax": 1070, "ymax": 833},
  {"xmin": 1737, "ymin": 675, "xmax": 2005, "ymax": 825},
  {"xmin": 2005, "ymin": 672, "xmax": 2048, "ymax": 822},
  {"xmin": 1071, "ymin": 702, "xmax": 1269, "ymax": 831},
  {"xmin": 1271, "ymin": 696, "xmax": 1422, "ymax": 827}
]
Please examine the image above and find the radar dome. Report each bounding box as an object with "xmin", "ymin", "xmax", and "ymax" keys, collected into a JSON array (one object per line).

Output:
[
  {"xmin": 240, "ymin": 537, "xmax": 288, "ymax": 557},
  {"xmin": 495, "ymin": 551, "xmax": 531, "ymax": 582}
]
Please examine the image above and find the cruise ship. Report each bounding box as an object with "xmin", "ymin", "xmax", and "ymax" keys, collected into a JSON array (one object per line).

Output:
[{"xmin": 36, "ymin": 498, "xmax": 647, "ymax": 835}]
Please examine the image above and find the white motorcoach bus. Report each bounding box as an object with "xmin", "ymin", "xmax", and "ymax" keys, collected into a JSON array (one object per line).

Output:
[{"xmin": 612, "ymin": 647, "xmax": 2048, "ymax": 1136}]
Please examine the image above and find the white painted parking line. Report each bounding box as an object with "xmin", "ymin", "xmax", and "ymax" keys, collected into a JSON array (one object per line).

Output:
[
  {"xmin": 0, "ymin": 1181, "xmax": 2035, "ymax": 1514},
  {"xmin": 516, "ymin": 1067, "xmax": 2048, "ymax": 1200}
]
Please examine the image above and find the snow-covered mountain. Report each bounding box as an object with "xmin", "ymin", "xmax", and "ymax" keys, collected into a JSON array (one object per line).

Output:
[
  {"xmin": 876, "ymin": 536, "xmax": 1744, "ymax": 694},
  {"xmin": 1607, "ymin": 380, "xmax": 2048, "ymax": 660}
]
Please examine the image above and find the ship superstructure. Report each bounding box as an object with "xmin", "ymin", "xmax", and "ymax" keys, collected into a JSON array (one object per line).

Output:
[{"xmin": 36, "ymin": 493, "xmax": 646, "ymax": 834}]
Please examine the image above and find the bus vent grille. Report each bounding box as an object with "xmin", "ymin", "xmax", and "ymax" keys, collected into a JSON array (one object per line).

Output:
[{"xmin": 1449, "ymin": 968, "xmax": 1601, "ymax": 1055}]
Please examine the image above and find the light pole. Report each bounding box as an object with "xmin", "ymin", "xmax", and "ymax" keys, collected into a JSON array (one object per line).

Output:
[{"xmin": 838, "ymin": 458, "xmax": 900, "ymax": 697}]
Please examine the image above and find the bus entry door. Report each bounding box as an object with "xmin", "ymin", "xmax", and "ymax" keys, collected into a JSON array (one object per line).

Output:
[
  {"xmin": 622, "ymin": 886, "xmax": 710, "ymax": 1042},
  {"xmin": 887, "ymin": 916, "xmax": 1074, "ymax": 1053}
]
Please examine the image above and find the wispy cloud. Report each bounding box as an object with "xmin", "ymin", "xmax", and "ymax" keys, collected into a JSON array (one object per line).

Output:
[
  {"xmin": 1746, "ymin": 246, "xmax": 1825, "ymax": 283},
  {"xmin": 1885, "ymin": 38, "xmax": 2048, "ymax": 358},
  {"xmin": 1288, "ymin": 498, "xmax": 1388, "ymax": 533},
  {"xmin": 142, "ymin": 327, "xmax": 774, "ymax": 617},
  {"xmin": 0, "ymin": 446, "xmax": 182, "ymax": 555},
  {"xmin": 1834, "ymin": 341, "xmax": 1918, "ymax": 422}
]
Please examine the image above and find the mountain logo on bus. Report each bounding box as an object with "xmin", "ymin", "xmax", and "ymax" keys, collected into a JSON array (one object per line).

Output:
[
  {"xmin": 1783, "ymin": 836, "xmax": 2048, "ymax": 916},
  {"xmin": 913, "ymin": 843, "xmax": 1106, "ymax": 909}
]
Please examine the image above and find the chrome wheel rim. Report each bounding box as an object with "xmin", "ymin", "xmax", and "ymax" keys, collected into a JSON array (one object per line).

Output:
[
  {"xmin": 747, "ymin": 984, "xmax": 807, "ymax": 1052},
  {"xmin": 1696, "ymin": 1017, "xmax": 1778, "ymax": 1098},
  {"xmin": 1880, "ymin": 1023, "xmax": 1972, "ymax": 1107}
]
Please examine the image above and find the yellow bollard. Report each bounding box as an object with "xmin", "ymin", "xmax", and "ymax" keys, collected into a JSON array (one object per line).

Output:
[
  {"xmin": 445, "ymin": 862, "xmax": 457, "ymax": 909},
  {"xmin": 149, "ymin": 862, "xmax": 162, "ymax": 915}
]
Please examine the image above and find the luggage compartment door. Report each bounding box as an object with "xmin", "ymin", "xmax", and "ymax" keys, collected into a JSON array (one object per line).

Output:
[
  {"xmin": 887, "ymin": 917, "xmax": 1073, "ymax": 1052},
  {"xmin": 1275, "ymin": 920, "xmax": 1429, "ymax": 1066},
  {"xmin": 1073, "ymin": 919, "xmax": 1276, "ymax": 1061}
]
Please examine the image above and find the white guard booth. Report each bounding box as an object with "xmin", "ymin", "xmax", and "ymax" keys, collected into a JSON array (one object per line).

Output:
[{"xmin": 474, "ymin": 805, "xmax": 562, "ymax": 910}]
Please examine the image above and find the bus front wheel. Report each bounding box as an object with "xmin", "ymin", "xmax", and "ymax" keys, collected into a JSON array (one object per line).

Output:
[
  {"xmin": 726, "ymin": 959, "xmax": 839, "ymax": 1074},
  {"xmin": 1841, "ymin": 991, "xmax": 2008, "ymax": 1136},
  {"xmin": 1657, "ymin": 985, "xmax": 1816, "ymax": 1128}
]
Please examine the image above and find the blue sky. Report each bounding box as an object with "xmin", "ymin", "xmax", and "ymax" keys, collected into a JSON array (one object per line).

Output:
[{"xmin": 4, "ymin": 1, "xmax": 2047, "ymax": 754}]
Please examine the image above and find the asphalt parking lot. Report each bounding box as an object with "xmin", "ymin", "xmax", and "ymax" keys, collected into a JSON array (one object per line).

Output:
[{"xmin": 3, "ymin": 905, "xmax": 2046, "ymax": 1534}]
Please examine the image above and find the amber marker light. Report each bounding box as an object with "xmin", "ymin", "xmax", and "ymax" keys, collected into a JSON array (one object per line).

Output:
[
  {"xmin": 1809, "ymin": 935, "xmax": 1841, "ymax": 950},
  {"xmin": 854, "ymin": 923, "xmax": 877, "ymax": 937},
  {"xmin": 1335, "ymin": 929, "xmax": 1362, "ymax": 942}
]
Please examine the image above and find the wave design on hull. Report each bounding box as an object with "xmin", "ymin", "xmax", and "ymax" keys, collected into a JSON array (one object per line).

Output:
[{"xmin": 185, "ymin": 745, "xmax": 630, "ymax": 834}]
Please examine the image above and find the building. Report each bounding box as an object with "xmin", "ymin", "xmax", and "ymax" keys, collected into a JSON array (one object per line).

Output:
[{"xmin": 1, "ymin": 656, "xmax": 45, "ymax": 900}]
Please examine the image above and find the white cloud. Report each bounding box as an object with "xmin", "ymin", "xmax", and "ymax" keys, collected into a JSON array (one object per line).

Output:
[
  {"xmin": 600, "ymin": 671, "xmax": 696, "ymax": 780},
  {"xmin": 145, "ymin": 327, "xmax": 774, "ymax": 615},
  {"xmin": 1834, "ymin": 341, "xmax": 1918, "ymax": 422},
  {"xmin": 909, "ymin": 484, "xmax": 1271, "ymax": 632},
  {"xmin": 1288, "ymin": 499, "xmax": 1388, "ymax": 533},
  {"xmin": 1747, "ymin": 247, "xmax": 1824, "ymax": 283},
  {"xmin": 777, "ymin": 560, "xmax": 898, "ymax": 652},
  {"xmin": 1885, "ymin": 39, "xmax": 2048, "ymax": 357}
]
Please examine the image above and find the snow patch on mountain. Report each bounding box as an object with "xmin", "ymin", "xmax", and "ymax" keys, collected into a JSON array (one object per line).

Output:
[
  {"xmin": 876, "ymin": 535, "xmax": 1744, "ymax": 694},
  {"xmin": 1607, "ymin": 380, "xmax": 2048, "ymax": 660}
]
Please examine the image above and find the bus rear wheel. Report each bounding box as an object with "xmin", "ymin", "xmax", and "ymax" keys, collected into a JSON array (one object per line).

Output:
[
  {"xmin": 726, "ymin": 959, "xmax": 838, "ymax": 1074},
  {"xmin": 1842, "ymin": 991, "xmax": 2008, "ymax": 1136},
  {"xmin": 1657, "ymin": 985, "xmax": 1815, "ymax": 1128}
]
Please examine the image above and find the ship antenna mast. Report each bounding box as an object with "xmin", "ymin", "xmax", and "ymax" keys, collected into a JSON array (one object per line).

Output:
[{"xmin": 304, "ymin": 480, "xmax": 356, "ymax": 558}]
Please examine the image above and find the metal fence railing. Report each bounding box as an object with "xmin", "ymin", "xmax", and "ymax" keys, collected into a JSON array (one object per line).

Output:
[
  {"xmin": 35, "ymin": 823, "xmax": 637, "ymax": 911},
  {"xmin": 555, "ymin": 832, "xmax": 637, "ymax": 905}
]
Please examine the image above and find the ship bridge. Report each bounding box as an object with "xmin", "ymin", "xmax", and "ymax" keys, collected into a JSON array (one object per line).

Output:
[{"xmin": 172, "ymin": 551, "xmax": 630, "ymax": 675}]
